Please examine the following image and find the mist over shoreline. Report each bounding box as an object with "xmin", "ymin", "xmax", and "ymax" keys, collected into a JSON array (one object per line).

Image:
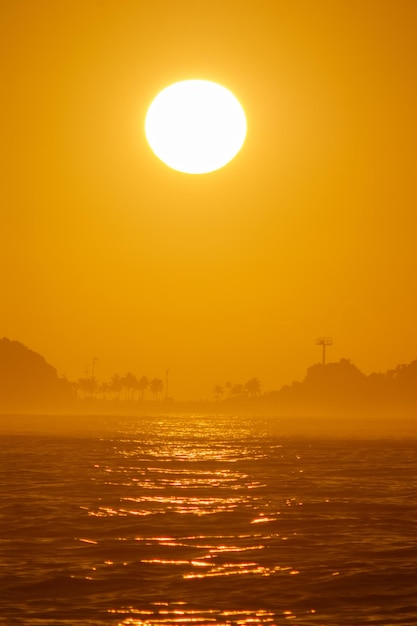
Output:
[{"xmin": 1, "ymin": 337, "xmax": 416, "ymax": 437}]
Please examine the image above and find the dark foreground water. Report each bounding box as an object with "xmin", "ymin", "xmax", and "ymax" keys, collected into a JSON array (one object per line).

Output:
[{"xmin": 1, "ymin": 415, "xmax": 416, "ymax": 625}]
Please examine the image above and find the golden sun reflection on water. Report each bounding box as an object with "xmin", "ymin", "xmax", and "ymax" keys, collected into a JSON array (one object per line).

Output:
[
  {"xmin": 89, "ymin": 459, "xmax": 267, "ymax": 517},
  {"xmin": 109, "ymin": 604, "xmax": 317, "ymax": 625},
  {"xmin": 110, "ymin": 604, "xmax": 281, "ymax": 625},
  {"xmin": 3, "ymin": 418, "xmax": 415, "ymax": 625},
  {"xmin": 84, "ymin": 420, "xmax": 312, "ymax": 624}
]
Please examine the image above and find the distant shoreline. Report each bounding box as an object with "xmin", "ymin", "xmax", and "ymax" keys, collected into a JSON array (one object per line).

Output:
[{"xmin": 2, "ymin": 338, "xmax": 417, "ymax": 436}]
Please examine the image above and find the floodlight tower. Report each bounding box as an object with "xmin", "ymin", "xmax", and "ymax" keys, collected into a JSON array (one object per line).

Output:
[{"xmin": 316, "ymin": 337, "xmax": 333, "ymax": 366}]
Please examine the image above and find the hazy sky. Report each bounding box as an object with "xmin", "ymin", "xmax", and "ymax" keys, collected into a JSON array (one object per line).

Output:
[{"xmin": 1, "ymin": 0, "xmax": 417, "ymax": 399}]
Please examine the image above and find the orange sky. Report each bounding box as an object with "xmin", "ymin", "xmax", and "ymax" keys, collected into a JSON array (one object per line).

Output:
[{"xmin": 1, "ymin": 0, "xmax": 417, "ymax": 399}]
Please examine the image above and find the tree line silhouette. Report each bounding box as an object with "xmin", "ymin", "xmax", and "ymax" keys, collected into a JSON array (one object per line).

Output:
[
  {"xmin": 213, "ymin": 377, "xmax": 262, "ymax": 400},
  {"xmin": 75, "ymin": 373, "xmax": 164, "ymax": 401}
]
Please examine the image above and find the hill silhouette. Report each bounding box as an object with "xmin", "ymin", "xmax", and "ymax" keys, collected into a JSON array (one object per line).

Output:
[
  {"xmin": 254, "ymin": 358, "xmax": 417, "ymax": 417},
  {"xmin": 0, "ymin": 338, "xmax": 73, "ymax": 411}
]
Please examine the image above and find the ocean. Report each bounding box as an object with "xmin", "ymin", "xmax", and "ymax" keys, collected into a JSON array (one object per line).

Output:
[{"xmin": 0, "ymin": 414, "xmax": 416, "ymax": 625}]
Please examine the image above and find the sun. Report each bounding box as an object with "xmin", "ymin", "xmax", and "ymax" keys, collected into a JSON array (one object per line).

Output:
[{"xmin": 145, "ymin": 80, "xmax": 247, "ymax": 174}]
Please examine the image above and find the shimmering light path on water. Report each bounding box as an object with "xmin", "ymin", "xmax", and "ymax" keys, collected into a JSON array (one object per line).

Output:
[{"xmin": 1, "ymin": 415, "xmax": 417, "ymax": 625}]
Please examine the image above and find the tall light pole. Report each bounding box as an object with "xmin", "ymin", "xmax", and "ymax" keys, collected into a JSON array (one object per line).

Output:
[{"xmin": 316, "ymin": 337, "xmax": 332, "ymax": 365}]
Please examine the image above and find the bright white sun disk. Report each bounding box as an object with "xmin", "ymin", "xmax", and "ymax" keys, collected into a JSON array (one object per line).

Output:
[{"xmin": 145, "ymin": 80, "xmax": 247, "ymax": 174}]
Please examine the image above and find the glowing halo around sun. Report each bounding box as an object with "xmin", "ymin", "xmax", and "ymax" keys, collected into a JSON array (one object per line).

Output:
[{"xmin": 145, "ymin": 80, "xmax": 247, "ymax": 174}]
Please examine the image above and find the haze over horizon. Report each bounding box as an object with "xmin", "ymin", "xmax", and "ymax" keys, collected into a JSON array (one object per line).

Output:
[{"xmin": 2, "ymin": 1, "xmax": 417, "ymax": 400}]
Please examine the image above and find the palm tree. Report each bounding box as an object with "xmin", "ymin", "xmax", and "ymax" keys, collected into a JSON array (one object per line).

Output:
[
  {"xmin": 137, "ymin": 375, "xmax": 149, "ymax": 400},
  {"xmin": 245, "ymin": 377, "xmax": 261, "ymax": 397},
  {"xmin": 150, "ymin": 378, "xmax": 164, "ymax": 400},
  {"xmin": 122, "ymin": 372, "xmax": 138, "ymax": 401},
  {"xmin": 109, "ymin": 374, "xmax": 123, "ymax": 400},
  {"xmin": 76, "ymin": 376, "xmax": 97, "ymax": 399},
  {"xmin": 213, "ymin": 384, "xmax": 224, "ymax": 401},
  {"xmin": 231, "ymin": 383, "xmax": 244, "ymax": 397},
  {"xmin": 99, "ymin": 380, "xmax": 112, "ymax": 400}
]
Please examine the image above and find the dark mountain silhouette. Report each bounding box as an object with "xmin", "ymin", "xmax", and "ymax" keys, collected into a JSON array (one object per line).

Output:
[
  {"xmin": 217, "ymin": 357, "xmax": 417, "ymax": 418},
  {"xmin": 294, "ymin": 358, "xmax": 368, "ymax": 405},
  {"xmin": 257, "ymin": 357, "xmax": 417, "ymax": 417},
  {"xmin": 0, "ymin": 338, "xmax": 73, "ymax": 411}
]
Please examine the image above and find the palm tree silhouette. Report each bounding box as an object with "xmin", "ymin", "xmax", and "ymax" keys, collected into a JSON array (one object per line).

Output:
[
  {"xmin": 245, "ymin": 377, "xmax": 261, "ymax": 397},
  {"xmin": 137, "ymin": 375, "xmax": 149, "ymax": 400},
  {"xmin": 231, "ymin": 383, "xmax": 244, "ymax": 397},
  {"xmin": 109, "ymin": 374, "xmax": 123, "ymax": 400},
  {"xmin": 123, "ymin": 372, "xmax": 138, "ymax": 401},
  {"xmin": 150, "ymin": 378, "xmax": 164, "ymax": 400},
  {"xmin": 213, "ymin": 384, "xmax": 224, "ymax": 401}
]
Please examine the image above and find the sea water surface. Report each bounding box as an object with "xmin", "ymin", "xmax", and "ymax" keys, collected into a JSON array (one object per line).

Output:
[{"xmin": 0, "ymin": 414, "xmax": 416, "ymax": 625}]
